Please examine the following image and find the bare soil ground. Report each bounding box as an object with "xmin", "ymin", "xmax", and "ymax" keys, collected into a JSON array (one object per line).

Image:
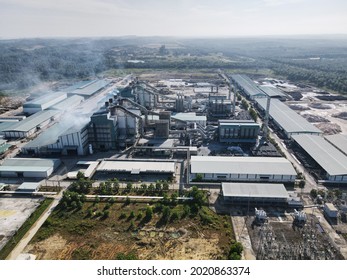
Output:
[
  {"xmin": 24, "ymin": 202, "xmax": 234, "ymax": 260},
  {"xmin": 0, "ymin": 197, "xmax": 42, "ymax": 251}
]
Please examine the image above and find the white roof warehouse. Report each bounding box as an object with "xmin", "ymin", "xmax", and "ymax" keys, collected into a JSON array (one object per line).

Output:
[{"xmin": 190, "ymin": 156, "xmax": 297, "ymax": 183}]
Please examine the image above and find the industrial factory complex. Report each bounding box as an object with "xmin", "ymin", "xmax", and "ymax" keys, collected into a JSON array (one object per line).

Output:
[{"xmin": 1, "ymin": 71, "xmax": 347, "ymax": 261}]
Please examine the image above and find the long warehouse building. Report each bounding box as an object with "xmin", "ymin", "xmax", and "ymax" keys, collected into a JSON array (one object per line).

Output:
[
  {"xmin": 255, "ymin": 98, "xmax": 322, "ymax": 138},
  {"xmin": 230, "ymin": 74, "xmax": 266, "ymax": 100},
  {"xmin": 97, "ymin": 160, "xmax": 175, "ymax": 175},
  {"xmin": 22, "ymin": 120, "xmax": 89, "ymax": 156},
  {"xmin": 23, "ymin": 92, "xmax": 67, "ymax": 114},
  {"xmin": 292, "ymin": 134, "xmax": 347, "ymax": 182},
  {"xmin": 324, "ymin": 134, "xmax": 347, "ymax": 157},
  {"xmin": 0, "ymin": 158, "xmax": 61, "ymax": 178},
  {"xmin": 2, "ymin": 110, "xmax": 60, "ymax": 139},
  {"xmin": 190, "ymin": 156, "xmax": 297, "ymax": 182},
  {"xmin": 222, "ymin": 182, "xmax": 289, "ymax": 206}
]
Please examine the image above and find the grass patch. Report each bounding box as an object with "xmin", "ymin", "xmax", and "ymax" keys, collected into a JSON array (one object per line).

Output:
[
  {"xmin": 0, "ymin": 198, "xmax": 53, "ymax": 260},
  {"xmin": 28, "ymin": 201, "xmax": 235, "ymax": 260}
]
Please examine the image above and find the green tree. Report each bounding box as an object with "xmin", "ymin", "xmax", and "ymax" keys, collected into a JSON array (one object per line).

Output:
[
  {"xmin": 242, "ymin": 99, "xmax": 249, "ymax": 110},
  {"xmin": 170, "ymin": 193, "xmax": 178, "ymax": 206},
  {"xmin": 249, "ymin": 108, "xmax": 258, "ymax": 122},
  {"xmin": 310, "ymin": 189, "xmax": 318, "ymax": 198},
  {"xmin": 229, "ymin": 242, "xmax": 243, "ymax": 260},
  {"xmin": 162, "ymin": 206, "xmax": 171, "ymax": 224},
  {"xmin": 145, "ymin": 206, "xmax": 153, "ymax": 221}
]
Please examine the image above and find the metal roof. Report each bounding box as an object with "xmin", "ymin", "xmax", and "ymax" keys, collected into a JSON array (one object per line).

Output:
[
  {"xmin": 51, "ymin": 95, "xmax": 84, "ymax": 111},
  {"xmin": 222, "ymin": 182, "xmax": 289, "ymax": 199},
  {"xmin": 23, "ymin": 119, "xmax": 88, "ymax": 149},
  {"xmin": 3, "ymin": 110, "xmax": 60, "ymax": 132},
  {"xmin": 1, "ymin": 158, "xmax": 60, "ymax": 168},
  {"xmin": 24, "ymin": 91, "xmax": 67, "ymax": 107},
  {"xmin": 292, "ymin": 134, "xmax": 347, "ymax": 176},
  {"xmin": 259, "ymin": 85, "xmax": 287, "ymax": 98},
  {"xmin": 231, "ymin": 74, "xmax": 266, "ymax": 98},
  {"xmin": 255, "ymin": 98, "xmax": 321, "ymax": 135},
  {"xmin": 97, "ymin": 160, "xmax": 175, "ymax": 173},
  {"xmin": 191, "ymin": 156, "xmax": 297, "ymax": 175},
  {"xmin": 325, "ymin": 134, "xmax": 347, "ymax": 156},
  {"xmin": 172, "ymin": 113, "xmax": 206, "ymax": 122},
  {"xmin": 219, "ymin": 120, "xmax": 260, "ymax": 127},
  {"xmin": 0, "ymin": 122, "xmax": 16, "ymax": 132},
  {"xmin": 17, "ymin": 182, "xmax": 40, "ymax": 191},
  {"xmin": 68, "ymin": 80, "xmax": 110, "ymax": 96}
]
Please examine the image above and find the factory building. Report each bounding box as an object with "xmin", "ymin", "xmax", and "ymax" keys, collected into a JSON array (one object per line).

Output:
[
  {"xmin": 325, "ymin": 134, "xmax": 347, "ymax": 157},
  {"xmin": 0, "ymin": 158, "xmax": 61, "ymax": 178},
  {"xmin": 88, "ymin": 109, "xmax": 118, "ymax": 150},
  {"xmin": 190, "ymin": 156, "xmax": 297, "ymax": 182},
  {"xmin": 22, "ymin": 121, "xmax": 89, "ymax": 156},
  {"xmin": 172, "ymin": 113, "xmax": 207, "ymax": 127},
  {"xmin": 51, "ymin": 95, "xmax": 84, "ymax": 112},
  {"xmin": 255, "ymin": 98, "xmax": 322, "ymax": 138},
  {"xmin": 259, "ymin": 85, "xmax": 287, "ymax": 100},
  {"xmin": 292, "ymin": 134, "xmax": 347, "ymax": 182},
  {"xmin": 230, "ymin": 74, "xmax": 266, "ymax": 100},
  {"xmin": 208, "ymin": 95, "xmax": 232, "ymax": 118},
  {"xmin": 136, "ymin": 86, "xmax": 157, "ymax": 109},
  {"xmin": 111, "ymin": 106, "xmax": 142, "ymax": 147},
  {"xmin": 2, "ymin": 110, "xmax": 60, "ymax": 139},
  {"xmin": 221, "ymin": 182, "xmax": 289, "ymax": 206},
  {"xmin": 96, "ymin": 159, "xmax": 175, "ymax": 177},
  {"xmin": 219, "ymin": 120, "xmax": 260, "ymax": 143},
  {"xmin": 23, "ymin": 92, "xmax": 67, "ymax": 114},
  {"xmin": 64, "ymin": 80, "xmax": 111, "ymax": 98}
]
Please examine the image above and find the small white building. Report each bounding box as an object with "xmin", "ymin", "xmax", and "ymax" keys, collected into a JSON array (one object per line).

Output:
[
  {"xmin": 222, "ymin": 182, "xmax": 289, "ymax": 206},
  {"xmin": 17, "ymin": 182, "xmax": 40, "ymax": 193},
  {"xmin": 324, "ymin": 203, "xmax": 339, "ymax": 218}
]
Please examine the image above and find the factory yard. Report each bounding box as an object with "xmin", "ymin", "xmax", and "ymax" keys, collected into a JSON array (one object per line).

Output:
[
  {"xmin": 24, "ymin": 202, "xmax": 234, "ymax": 260},
  {"xmin": 0, "ymin": 197, "xmax": 42, "ymax": 251},
  {"xmin": 1, "ymin": 68, "xmax": 347, "ymax": 261}
]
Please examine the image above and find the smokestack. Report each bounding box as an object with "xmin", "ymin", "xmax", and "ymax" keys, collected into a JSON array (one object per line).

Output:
[
  {"xmin": 105, "ymin": 101, "xmax": 109, "ymax": 107},
  {"xmin": 109, "ymin": 98, "xmax": 113, "ymax": 104}
]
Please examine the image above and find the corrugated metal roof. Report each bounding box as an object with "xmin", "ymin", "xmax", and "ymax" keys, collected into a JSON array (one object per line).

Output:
[
  {"xmin": 51, "ymin": 95, "xmax": 84, "ymax": 111},
  {"xmin": 292, "ymin": 134, "xmax": 347, "ymax": 176},
  {"xmin": 231, "ymin": 74, "xmax": 266, "ymax": 98},
  {"xmin": 69, "ymin": 80, "xmax": 110, "ymax": 96},
  {"xmin": 3, "ymin": 110, "xmax": 60, "ymax": 132},
  {"xmin": 191, "ymin": 156, "xmax": 297, "ymax": 175},
  {"xmin": 172, "ymin": 113, "xmax": 206, "ymax": 122},
  {"xmin": 1, "ymin": 158, "xmax": 60, "ymax": 168},
  {"xmin": 17, "ymin": 182, "xmax": 40, "ymax": 191},
  {"xmin": 259, "ymin": 85, "xmax": 287, "ymax": 98},
  {"xmin": 24, "ymin": 91, "xmax": 67, "ymax": 107},
  {"xmin": 23, "ymin": 119, "xmax": 88, "ymax": 149},
  {"xmin": 97, "ymin": 160, "xmax": 175, "ymax": 173},
  {"xmin": 0, "ymin": 122, "xmax": 16, "ymax": 132},
  {"xmin": 325, "ymin": 134, "xmax": 347, "ymax": 156},
  {"xmin": 222, "ymin": 182, "xmax": 289, "ymax": 198},
  {"xmin": 255, "ymin": 98, "xmax": 321, "ymax": 135}
]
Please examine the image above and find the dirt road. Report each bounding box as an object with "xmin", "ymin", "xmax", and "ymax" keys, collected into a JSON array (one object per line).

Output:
[{"xmin": 6, "ymin": 190, "xmax": 65, "ymax": 260}]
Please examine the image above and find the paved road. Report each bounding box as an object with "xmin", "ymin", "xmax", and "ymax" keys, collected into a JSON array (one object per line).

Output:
[
  {"xmin": 6, "ymin": 189, "xmax": 65, "ymax": 260},
  {"xmin": 269, "ymin": 131, "xmax": 319, "ymax": 193}
]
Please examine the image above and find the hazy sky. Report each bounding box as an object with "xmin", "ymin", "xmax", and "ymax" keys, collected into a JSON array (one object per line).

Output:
[{"xmin": 1, "ymin": 0, "xmax": 347, "ymax": 38}]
